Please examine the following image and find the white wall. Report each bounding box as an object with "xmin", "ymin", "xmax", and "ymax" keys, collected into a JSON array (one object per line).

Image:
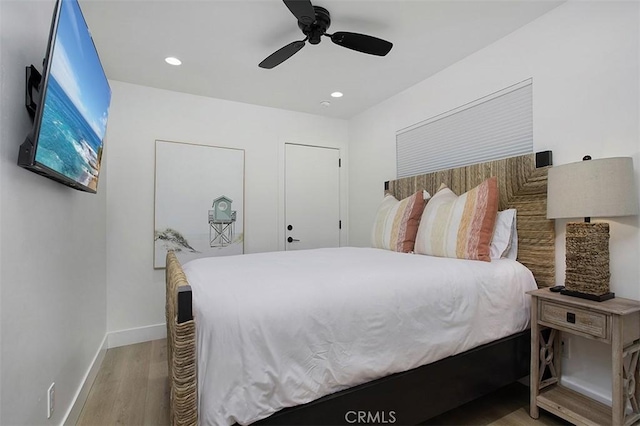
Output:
[
  {"xmin": 349, "ymin": 1, "xmax": 639, "ymax": 405},
  {"xmin": 105, "ymin": 82, "xmax": 349, "ymax": 335},
  {"xmin": 1, "ymin": 0, "xmax": 636, "ymax": 421},
  {"xmin": 0, "ymin": 1, "xmax": 108, "ymax": 424}
]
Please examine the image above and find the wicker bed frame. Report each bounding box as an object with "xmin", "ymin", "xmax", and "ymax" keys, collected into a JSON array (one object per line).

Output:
[{"xmin": 165, "ymin": 152, "xmax": 555, "ymax": 425}]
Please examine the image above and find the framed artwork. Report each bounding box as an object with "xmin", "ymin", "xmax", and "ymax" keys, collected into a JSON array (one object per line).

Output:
[{"xmin": 154, "ymin": 140, "xmax": 244, "ymax": 268}]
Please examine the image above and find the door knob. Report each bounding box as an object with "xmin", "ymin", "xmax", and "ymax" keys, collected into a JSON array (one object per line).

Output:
[{"xmin": 287, "ymin": 237, "xmax": 300, "ymax": 243}]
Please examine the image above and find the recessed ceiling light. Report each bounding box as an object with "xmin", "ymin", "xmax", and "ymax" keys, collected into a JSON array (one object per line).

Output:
[
  {"xmin": 320, "ymin": 101, "xmax": 331, "ymax": 108},
  {"xmin": 165, "ymin": 57, "xmax": 182, "ymax": 66},
  {"xmin": 331, "ymin": 92, "xmax": 343, "ymax": 98}
]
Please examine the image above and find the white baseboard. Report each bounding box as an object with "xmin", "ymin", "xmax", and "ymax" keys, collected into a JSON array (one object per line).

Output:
[
  {"xmin": 107, "ymin": 323, "xmax": 166, "ymax": 348},
  {"xmin": 61, "ymin": 324, "xmax": 167, "ymax": 425},
  {"xmin": 63, "ymin": 335, "xmax": 108, "ymax": 426},
  {"xmin": 561, "ymin": 376, "xmax": 611, "ymax": 406},
  {"xmin": 518, "ymin": 375, "xmax": 611, "ymax": 407}
]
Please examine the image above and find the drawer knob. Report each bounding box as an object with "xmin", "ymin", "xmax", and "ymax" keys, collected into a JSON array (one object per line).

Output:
[{"xmin": 566, "ymin": 312, "xmax": 576, "ymax": 323}]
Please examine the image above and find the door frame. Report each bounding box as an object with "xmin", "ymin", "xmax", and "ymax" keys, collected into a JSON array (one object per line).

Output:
[{"xmin": 278, "ymin": 142, "xmax": 347, "ymax": 251}]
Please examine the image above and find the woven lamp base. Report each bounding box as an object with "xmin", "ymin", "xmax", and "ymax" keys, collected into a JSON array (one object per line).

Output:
[{"xmin": 563, "ymin": 222, "xmax": 613, "ymax": 300}]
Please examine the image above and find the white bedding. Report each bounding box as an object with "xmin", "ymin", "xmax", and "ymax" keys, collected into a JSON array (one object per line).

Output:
[{"xmin": 183, "ymin": 247, "xmax": 537, "ymax": 426}]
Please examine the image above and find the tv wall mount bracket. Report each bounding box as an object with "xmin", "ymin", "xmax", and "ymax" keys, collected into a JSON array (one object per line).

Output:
[{"xmin": 25, "ymin": 64, "xmax": 42, "ymax": 120}]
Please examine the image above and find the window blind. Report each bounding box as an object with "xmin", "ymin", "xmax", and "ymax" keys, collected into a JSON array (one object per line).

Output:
[{"xmin": 396, "ymin": 79, "xmax": 533, "ymax": 178}]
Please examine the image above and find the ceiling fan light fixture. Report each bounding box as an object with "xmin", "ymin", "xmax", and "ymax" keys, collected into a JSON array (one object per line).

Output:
[
  {"xmin": 331, "ymin": 92, "xmax": 343, "ymax": 98},
  {"xmin": 165, "ymin": 57, "xmax": 182, "ymax": 66}
]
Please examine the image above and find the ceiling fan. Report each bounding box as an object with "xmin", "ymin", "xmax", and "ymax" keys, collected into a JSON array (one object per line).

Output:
[{"xmin": 259, "ymin": 0, "xmax": 393, "ymax": 69}]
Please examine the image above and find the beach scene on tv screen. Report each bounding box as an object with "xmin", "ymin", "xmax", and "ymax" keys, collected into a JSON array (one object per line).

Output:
[{"xmin": 35, "ymin": 0, "xmax": 111, "ymax": 191}]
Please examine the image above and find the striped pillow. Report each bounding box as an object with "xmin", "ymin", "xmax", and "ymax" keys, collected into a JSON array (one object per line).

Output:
[
  {"xmin": 371, "ymin": 191, "xmax": 425, "ymax": 253},
  {"xmin": 414, "ymin": 177, "xmax": 499, "ymax": 262}
]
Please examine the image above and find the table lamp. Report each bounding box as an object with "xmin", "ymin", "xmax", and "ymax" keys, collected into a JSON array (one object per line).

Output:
[{"xmin": 547, "ymin": 156, "xmax": 639, "ymax": 301}]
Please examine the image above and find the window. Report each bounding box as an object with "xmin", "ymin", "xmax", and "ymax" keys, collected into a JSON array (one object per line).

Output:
[{"xmin": 396, "ymin": 79, "xmax": 533, "ymax": 178}]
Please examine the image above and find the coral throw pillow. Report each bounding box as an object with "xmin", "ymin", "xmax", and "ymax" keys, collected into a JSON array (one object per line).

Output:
[
  {"xmin": 414, "ymin": 177, "xmax": 499, "ymax": 262},
  {"xmin": 371, "ymin": 191, "xmax": 426, "ymax": 253}
]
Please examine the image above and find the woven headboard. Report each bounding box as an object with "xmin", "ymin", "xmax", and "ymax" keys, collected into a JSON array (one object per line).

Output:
[{"xmin": 386, "ymin": 153, "xmax": 555, "ymax": 288}]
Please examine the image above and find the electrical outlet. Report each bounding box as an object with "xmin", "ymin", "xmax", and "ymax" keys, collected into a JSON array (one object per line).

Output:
[
  {"xmin": 47, "ymin": 382, "xmax": 55, "ymax": 419},
  {"xmin": 561, "ymin": 336, "xmax": 571, "ymax": 359}
]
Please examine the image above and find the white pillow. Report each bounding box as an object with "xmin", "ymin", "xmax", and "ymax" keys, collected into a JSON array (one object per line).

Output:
[{"xmin": 490, "ymin": 209, "xmax": 518, "ymax": 260}]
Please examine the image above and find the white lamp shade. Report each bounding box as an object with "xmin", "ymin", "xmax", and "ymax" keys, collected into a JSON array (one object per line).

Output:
[{"xmin": 547, "ymin": 157, "xmax": 639, "ymax": 219}]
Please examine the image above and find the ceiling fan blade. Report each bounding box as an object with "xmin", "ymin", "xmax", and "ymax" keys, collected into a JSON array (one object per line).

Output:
[
  {"xmin": 330, "ymin": 32, "xmax": 393, "ymax": 56},
  {"xmin": 283, "ymin": 0, "xmax": 316, "ymax": 25},
  {"xmin": 259, "ymin": 40, "xmax": 306, "ymax": 69}
]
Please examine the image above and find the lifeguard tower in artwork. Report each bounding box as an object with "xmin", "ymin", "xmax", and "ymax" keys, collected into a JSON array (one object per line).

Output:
[{"xmin": 209, "ymin": 196, "xmax": 237, "ymax": 247}]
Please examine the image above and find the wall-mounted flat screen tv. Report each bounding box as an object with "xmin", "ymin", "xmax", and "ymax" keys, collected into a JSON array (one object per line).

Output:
[{"xmin": 18, "ymin": 0, "xmax": 111, "ymax": 193}]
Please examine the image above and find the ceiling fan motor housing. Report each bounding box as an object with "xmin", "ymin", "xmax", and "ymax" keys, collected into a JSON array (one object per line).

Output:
[
  {"xmin": 298, "ymin": 6, "xmax": 331, "ymax": 45},
  {"xmin": 258, "ymin": 0, "xmax": 392, "ymax": 69}
]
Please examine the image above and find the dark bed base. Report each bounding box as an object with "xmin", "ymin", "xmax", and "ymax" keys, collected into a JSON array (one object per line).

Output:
[{"xmin": 253, "ymin": 330, "xmax": 531, "ymax": 425}]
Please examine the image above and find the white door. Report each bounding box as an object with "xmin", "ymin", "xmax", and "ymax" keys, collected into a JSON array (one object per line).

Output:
[{"xmin": 285, "ymin": 143, "xmax": 340, "ymax": 250}]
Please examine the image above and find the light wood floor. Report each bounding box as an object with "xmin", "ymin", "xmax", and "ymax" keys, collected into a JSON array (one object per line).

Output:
[
  {"xmin": 77, "ymin": 339, "xmax": 567, "ymax": 425},
  {"xmin": 77, "ymin": 339, "xmax": 169, "ymax": 425}
]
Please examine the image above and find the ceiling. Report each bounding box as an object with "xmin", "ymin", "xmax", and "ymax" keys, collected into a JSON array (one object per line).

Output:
[{"xmin": 81, "ymin": 0, "xmax": 563, "ymax": 120}]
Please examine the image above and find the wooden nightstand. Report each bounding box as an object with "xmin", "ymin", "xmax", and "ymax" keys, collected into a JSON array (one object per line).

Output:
[{"xmin": 528, "ymin": 288, "xmax": 640, "ymax": 426}]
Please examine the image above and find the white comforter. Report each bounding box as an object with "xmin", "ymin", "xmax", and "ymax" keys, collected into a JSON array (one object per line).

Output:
[{"xmin": 183, "ymin": 247, "xmax": 537, "ymax": 426}]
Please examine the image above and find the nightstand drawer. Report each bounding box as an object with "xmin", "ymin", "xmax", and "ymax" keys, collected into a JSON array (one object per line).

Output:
[{"xmin": 539, "ymin": 300, "xmax": 608, "ymax": 339}]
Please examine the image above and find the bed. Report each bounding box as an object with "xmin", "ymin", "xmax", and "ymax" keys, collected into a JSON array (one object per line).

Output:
[{"xmin": 165, "ymin": 152, "xmax": 555, "ymax": 425}]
